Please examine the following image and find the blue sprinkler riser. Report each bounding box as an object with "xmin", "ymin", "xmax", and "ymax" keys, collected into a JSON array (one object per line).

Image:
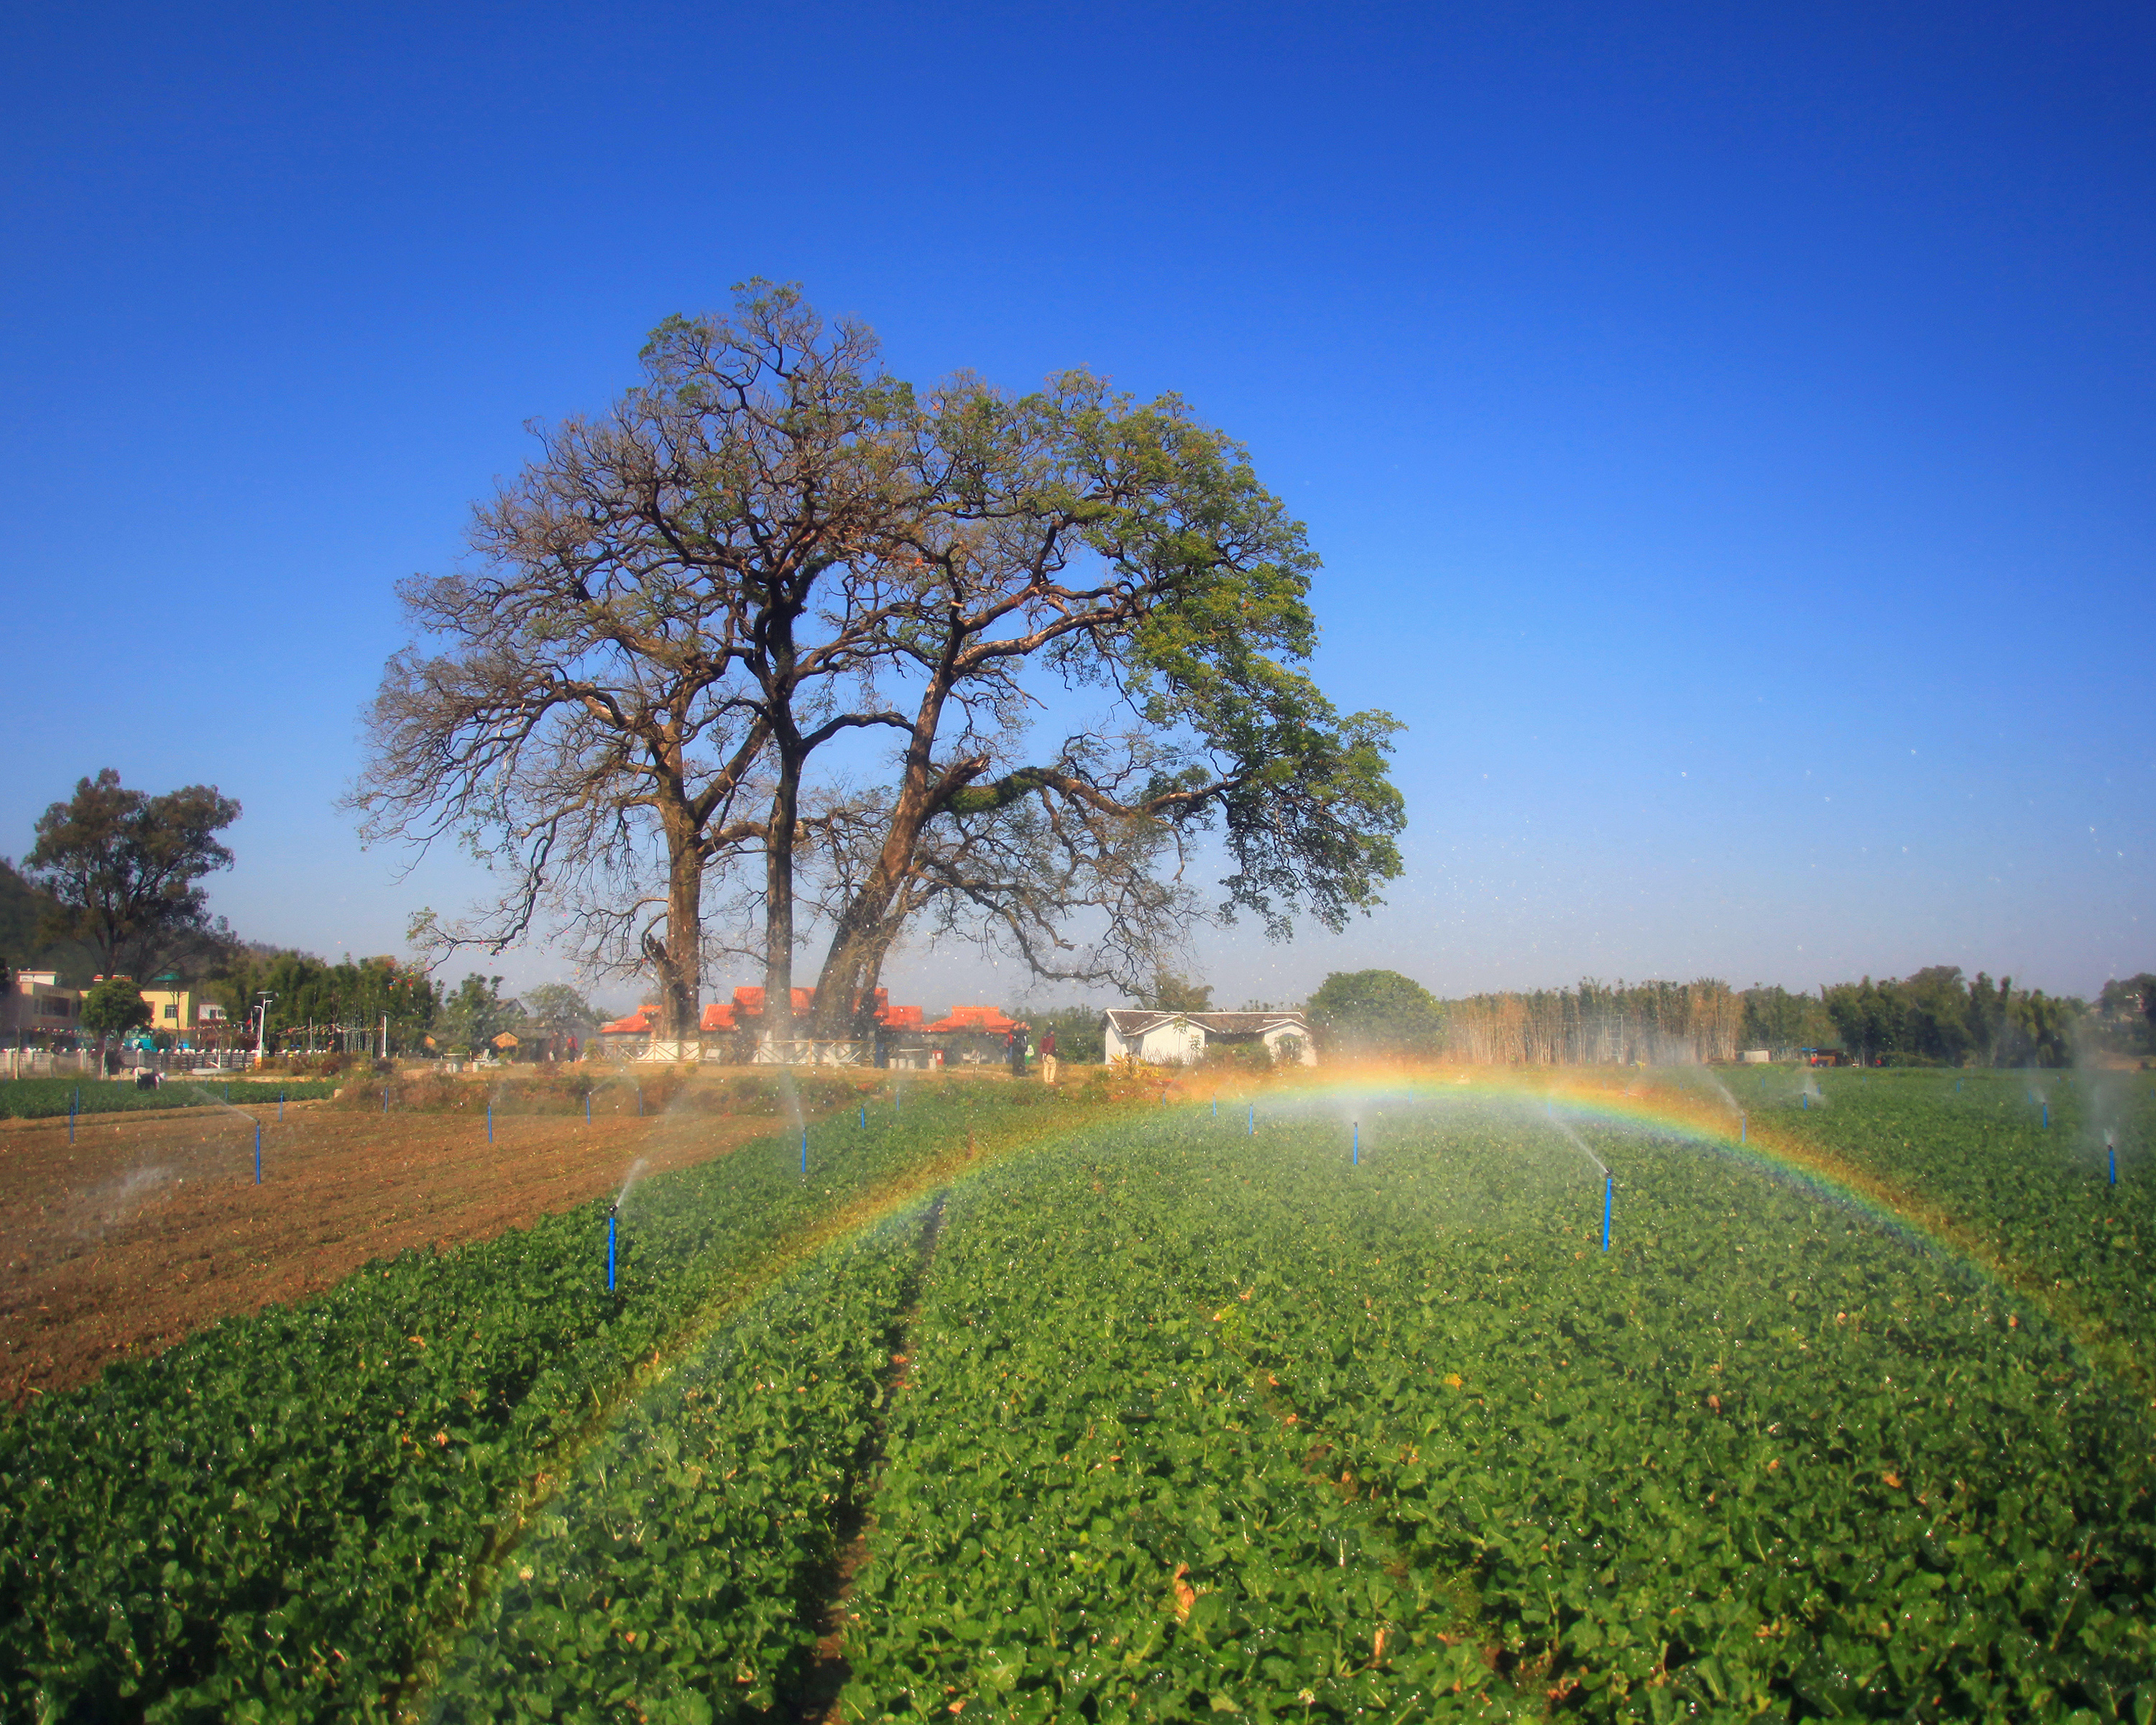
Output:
[
  {"xmin": 1602, "ymin": 1175, "xmax": 1613, "ymax": 1252},
  {"xmin": 1353, "ymin": 1121, "xmax": 1359, "ymax": 1166},
  {"xmin": 2110, "ymin": 1148, "xmax": 2118, "ymax": 1186},
  {"xmin": 254, "ymin": 1123, "xmax": 262, "ymax": 1185},
  {"xmin": 607, "ymin": 1210, "xmax": 617, "ymax": 1292}
]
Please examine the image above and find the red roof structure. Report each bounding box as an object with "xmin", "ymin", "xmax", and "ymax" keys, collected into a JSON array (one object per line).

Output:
[
  {"xmin": 599, "ymin": 1005, "xmax": 659, "ymax": 1035},
  {"xmin": 699, "ymin": 1001, "xmax": 737, "ymax": 1032},
  {"xmin": 923, "ymin": 1004, "xmax": 1023, "ymax": 1035}
]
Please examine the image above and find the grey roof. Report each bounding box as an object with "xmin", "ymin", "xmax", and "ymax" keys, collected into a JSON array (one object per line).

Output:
[{"xmin": 1102, "ymin": 1009, "xmax": 1310, "ymax": 1035}]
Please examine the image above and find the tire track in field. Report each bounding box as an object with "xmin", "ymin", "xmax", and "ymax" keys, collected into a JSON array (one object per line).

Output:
[
  {"xmin": 392, "ymin": 1095, "xmax": 1144, "ymax": 1723},
  {"xmin": 787, "ymin": 1190, "xmax": 951, "ymax": 1724}
]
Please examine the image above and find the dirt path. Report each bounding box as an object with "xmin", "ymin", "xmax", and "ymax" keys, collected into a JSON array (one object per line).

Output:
[{"xmin": 0, "ymin": 1101, "xmax": 814, "ymax": 1405}]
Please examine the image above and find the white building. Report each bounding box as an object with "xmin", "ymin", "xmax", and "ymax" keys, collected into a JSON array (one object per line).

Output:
[{"xmin": 1101, "ymin": 1009, "xmax": 1318, "ymax": 1067}]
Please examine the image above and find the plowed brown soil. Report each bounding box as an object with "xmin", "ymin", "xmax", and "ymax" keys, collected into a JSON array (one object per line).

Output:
[{"xmin": 0, "ymin": 1097, "xmax": 816, "ymax": 1406}]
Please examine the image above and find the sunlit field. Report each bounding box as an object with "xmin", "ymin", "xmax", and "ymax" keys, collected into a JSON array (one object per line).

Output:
[{"xmin": 4, "ymin": 1066, "xmax": 2152, "ymax": 1722}]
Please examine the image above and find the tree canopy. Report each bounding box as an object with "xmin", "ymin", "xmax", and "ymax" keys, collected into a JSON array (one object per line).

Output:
[
  {"xmin": 24, "ymin": 771, "xmax": 240, "ymax": 983},
  {"xmin": 78, "ymin": 976, "xmax": 152, "ymax": 1044},
  {"xmin": 357, "ymin": 282, "xmax": 1405, "ymax": 1042},
  {"xmin": 1306, "ymin": 970, "xmax": 1445, "ymax": 1054}
]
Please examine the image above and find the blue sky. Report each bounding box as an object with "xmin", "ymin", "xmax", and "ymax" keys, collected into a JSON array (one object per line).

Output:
[{"xmin": 2, "ymin": 1, "xmax": 2149, "ymax": 1013}]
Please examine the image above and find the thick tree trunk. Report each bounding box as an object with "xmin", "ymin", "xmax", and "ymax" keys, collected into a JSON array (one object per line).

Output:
[
  {"xmin": 808, "ymin": 689, "xmax": 954, "ymax": 1039},
  {"xmin": 762, "ymin": 758, "xmax": 801, "ymax": 1049},
  {"xmin": 657, "ymin": 812, "xmax": 701, "ymax": 1044}
]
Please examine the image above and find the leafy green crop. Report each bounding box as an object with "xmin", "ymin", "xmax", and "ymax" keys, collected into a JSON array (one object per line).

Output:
[
  {"xmin": 0, "ymin": 1077, "xmax": 339, "ymax": 1118},
  {"xmin": 433, "ymin": 1213, "xmax": 925, "ymax": 1723},
  {"xmin": 838, "ymin": 1090, "xmax": 2156, "ymax": 1721},
  {"xmin": 0, "ymin": 1086, "xmax": 1031, "ymax": 1722}
]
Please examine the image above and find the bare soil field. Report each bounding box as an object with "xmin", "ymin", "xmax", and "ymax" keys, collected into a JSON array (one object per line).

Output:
[{"xmin": 0, "ymin": 1095, "xmax": 825, "ymax": 1405}]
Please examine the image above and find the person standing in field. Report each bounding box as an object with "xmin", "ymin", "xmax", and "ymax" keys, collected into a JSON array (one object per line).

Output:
[
  {"xmin": 1006, "ymin": 1024, "xmax": 1026, "ymax": 1077},
  {"xmin": 1039, "ymin": 1026, "xmax": 1058, "ymax": 1085}
]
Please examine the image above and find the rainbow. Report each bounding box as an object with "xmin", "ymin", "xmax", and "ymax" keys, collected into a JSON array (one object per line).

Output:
[{"xmin": 1230, "ymin": 1064, "xmax": 2153, "ymax": 1399}]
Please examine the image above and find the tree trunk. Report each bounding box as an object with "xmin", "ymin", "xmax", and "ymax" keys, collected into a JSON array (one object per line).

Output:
[
  {"xmin": 808, "ymin": 689, "xmax": 954, "ymax": 1039},
  {"xmin": 657, "ymin": 811, "xmax": 702, "ymax": 1044},
  {"xmin": 763, "ymin": 758, "xmax": 801, "ymax": 1050}
]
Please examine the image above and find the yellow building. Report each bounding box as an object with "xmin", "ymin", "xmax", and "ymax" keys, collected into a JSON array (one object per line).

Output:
[{"xmin": 135, "ymin": 973, "xmax": 229, "ymax": 1038}]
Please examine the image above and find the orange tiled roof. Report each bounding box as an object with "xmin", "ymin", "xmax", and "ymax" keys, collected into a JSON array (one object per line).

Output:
[
  {"xmin": 699, "ymin": 1001, "xmax": 736, "ymax": 1031},
  {"xmin": 599, "ymin": 1005, "xmax": 659, "ymax": 1034},
  {"xmin": 923, "ymin": 1004, "xmax": 1022, "ymax": 1034}
]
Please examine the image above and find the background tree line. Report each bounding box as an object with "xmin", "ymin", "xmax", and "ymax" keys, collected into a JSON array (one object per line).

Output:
[{"xmin": 1272, "ymin": 965, "xmax": 2152, "ymax": 1067}]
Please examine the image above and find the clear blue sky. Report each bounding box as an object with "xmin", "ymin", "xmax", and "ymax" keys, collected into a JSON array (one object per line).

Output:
[{"xmin": 2, "ymin": 1, "xmax": 2149, "ymax": 1013}]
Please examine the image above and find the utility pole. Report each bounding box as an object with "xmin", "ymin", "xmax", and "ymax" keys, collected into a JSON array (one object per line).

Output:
[
  {"xmin": 379, "ymin": 1013, "xmax": 389, "ymax": 1062},
  {"xmin": 254, "ymin": 993, "xmax": 275, "ymax": 1068}
]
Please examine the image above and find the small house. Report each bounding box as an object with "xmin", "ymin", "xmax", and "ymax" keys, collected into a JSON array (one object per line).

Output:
[{"xmin": 1101, "ymin": 1009, "xmax": 1317, "ymax": 1067}]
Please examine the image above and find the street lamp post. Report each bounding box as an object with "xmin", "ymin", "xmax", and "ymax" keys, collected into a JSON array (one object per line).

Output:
[{"xmin": 254, "ymin": 993, "xmax": 275, "ymax": 1069}]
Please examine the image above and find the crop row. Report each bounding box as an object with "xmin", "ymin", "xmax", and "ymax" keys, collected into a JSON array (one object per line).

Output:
[
  {"xmin": 0, "ymin": 1076, "xmax": 341, "ymax": 1119},
  {"xmin": 431, "ymin": 1213, "xmax": 926, "ymax": 1724}
]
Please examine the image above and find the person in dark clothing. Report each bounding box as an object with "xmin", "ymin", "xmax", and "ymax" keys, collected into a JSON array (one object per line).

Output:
[{"xmin": 1007, "ymin": 1024, "xmax": 1026, "ymax": 1077}]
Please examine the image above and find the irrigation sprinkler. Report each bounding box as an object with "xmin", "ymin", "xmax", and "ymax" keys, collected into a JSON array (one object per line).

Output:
[
  {"xmin": 68, "ymin": 1090, "xmax": 75, "ymax": 1145},
  {"xmin": 2042, "ymin": 1101, "xmax": 2050, "ymax": 1130},
  {"xmin": 1739, "ymin": 1110, "xmax": 1746, "ymax": 1144},
  {"xmin": 1248, "ymin": 1103, "xmax": 1254, "ymax": 1137},
  {"xmin": 278, "ymin": 1090, "xmax": 285, "ymax": 1122},
  {"xmin": 586, "ymin": 1093, "xmax": 592, "ymax": 1123},
  {"xmin": 2109, "ymin": 1133, "xmax": 2118, "ymax": 1186},
  {"xmin": 860, "ymin": 1105, "xmax": 867, "ymax": 1129},
  {"xmin": 1602, "ymin": 1175, "xmax": 1613, "ymax": 1253},
  {"xmin": 607, "ymin": 1205, "xmax": 617, "ymax": 1292},
  {"xmin": 1353, "ymin": 1121, "xmax": 1360, "ymax": 1165},
  {"xmin": 224, "ymin": 1082, "xmax": 229, "ymax": 1103},
  {"xmin": 487, "ymin": 1103, "xmax": 493, "ymax": 1145},
  {"xmin": 1212, "ymin": 1096, "xmax": 1218, "ymax": 1120},
  {"xmin": 382, "ymin": 1088, "xmax": 389, "ymax": 1114},
  {"xmin": 801, "ymin": 1127, "xmax": 808, "ymax": 1175},
  {"xmin": 1802, "ymin": 1092, "xmax": 1810, "ymax": 1111},
  {"xmin": 254, "ymin": 1122, "xmax": 262, "ymax": 1185}
]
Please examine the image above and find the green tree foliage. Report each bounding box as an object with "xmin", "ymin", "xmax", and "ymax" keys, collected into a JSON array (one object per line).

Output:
[
  {"xmin": 438, "ymin": 973, "xmax": 522, "ymax": 1053},
  {"xmin": 0, "ymin": 858, "xmax": 98, "ymax": 983},
  {"xmin": 1821, "ymin": 967, "xmax": 2086, "ymax": 1067},
  {"xmin": 78, "ymin": 976, "xmax": 151, "ymax": 1046},
  {"xmin": 1306, "ymin": 969, "xmax": 1445, "ymax": 1054},
  {"xmin": 520, "ymin": 983, "xmax": 601, "ymax": 1036},
  {"xmin": 1738, "ymin": 985, "xmax": 1837, "ymax": 1054},
  {"xmin": 1138, "ymin": 970, "xmax": 1214, "ymax": 1013},
  {"xmin": 24, "ymin": 771, "xmax": 241, "ymax": 982},
  {"xmin": 208, "ymin": 950, "xmax": 441, "ymax": 1054},
  {"xmin": 1023, "ymin": 1006, "xmax": 1107, "ymax": 1064},
  {"xmin": 2096, "ymin": 975, "xmax": 2156, "ymax": 1057}
]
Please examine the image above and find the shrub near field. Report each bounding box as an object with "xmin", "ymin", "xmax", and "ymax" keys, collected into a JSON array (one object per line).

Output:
[
  {"xmin": 0, "ymin": 1083, "xmax": 1051, "ymax": 1723},
  {"xmin": 326, "ymin": 1069, "xmax": 899, "ymax": 1116}
]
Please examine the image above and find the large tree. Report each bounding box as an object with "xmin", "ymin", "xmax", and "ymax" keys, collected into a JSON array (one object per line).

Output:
[
  {"xmin": 24, "ymin": 770, "xmax": 241, "ymax": 982},
  {"xmin": 359, "ymin": 284, "xmax": 1405, "ymax": 1044}
]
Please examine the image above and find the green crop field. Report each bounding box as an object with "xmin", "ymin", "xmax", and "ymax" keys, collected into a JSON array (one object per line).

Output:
[
  {"xmin": 0, "ymin": 1075, "xmax": 342, "ymax": 1119},
  {"xmin": 3, "ymin": 1070, "xmax": 2152, "ymax": 1721}
]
